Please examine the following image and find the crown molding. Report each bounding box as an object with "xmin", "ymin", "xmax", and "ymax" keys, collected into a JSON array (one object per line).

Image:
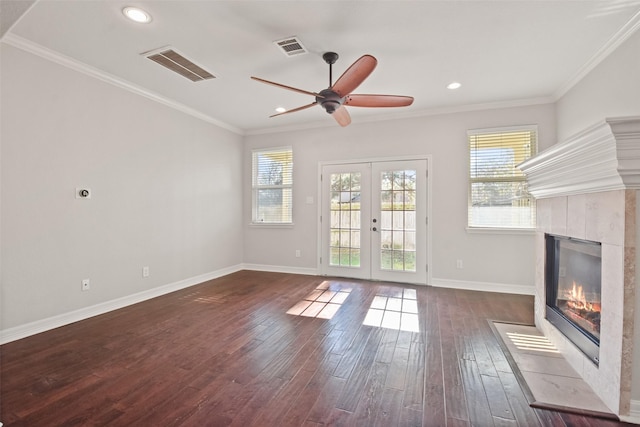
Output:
[
  {"xmin": 1, "ymin": 33, "xmax": 244, "ymax": 135},
  {"xmin": 245, "ymin": 96, "xmax": 555, "ymax": 136},
  {"xmin": 553, "ymin": 9, "xmax": 640, "ymax": 100},
  {"xmin": 0, "ymin": 0, "xmax": 37, "ymax": 39},
  {"xmin": 518, "ymin": 116, "xmax": 640, "ymax": 199}
]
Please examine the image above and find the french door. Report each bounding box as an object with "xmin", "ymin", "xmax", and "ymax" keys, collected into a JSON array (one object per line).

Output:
[{"xmin": 320, "ymin": 159, "xmax": 428, "ymax": 284}]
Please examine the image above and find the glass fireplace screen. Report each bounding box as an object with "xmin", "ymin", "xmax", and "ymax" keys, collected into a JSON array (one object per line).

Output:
[{"xmin": 546, "ymin": 234, "xmax": 602, "ymax": 344}]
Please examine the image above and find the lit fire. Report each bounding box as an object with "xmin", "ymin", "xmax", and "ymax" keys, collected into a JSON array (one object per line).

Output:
[{"xmin": 565, "ymin": 281, "xmax": 601, "ymax": 313}]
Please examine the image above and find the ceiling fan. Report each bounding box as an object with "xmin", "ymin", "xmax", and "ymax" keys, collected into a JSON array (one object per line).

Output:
[{"xmin": 251, "ymin": 52, "xmax": 414, "ymax": 127}]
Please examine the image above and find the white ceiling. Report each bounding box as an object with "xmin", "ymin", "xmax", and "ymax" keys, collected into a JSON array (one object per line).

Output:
[{"xmin": 4, "ymin": 0, "xmax": 640, "ymax": 134}]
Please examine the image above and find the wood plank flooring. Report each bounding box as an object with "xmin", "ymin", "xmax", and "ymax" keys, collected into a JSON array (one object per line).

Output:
[{"xmin": 0, "ymin": 271, "xmax": 634, "ymax": 426}]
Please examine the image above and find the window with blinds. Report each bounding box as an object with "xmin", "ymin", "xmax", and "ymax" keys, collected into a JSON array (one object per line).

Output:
[
  {"xmin": 252, "ymin": 147, "xmax": 293, "ymax": 224},
  {"xmin": 468, "ymin": 127, "xmax": 537, "ymax": 229}
]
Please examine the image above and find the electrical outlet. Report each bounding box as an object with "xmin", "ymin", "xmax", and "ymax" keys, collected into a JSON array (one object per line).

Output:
[
  {"xmin": 142, "ymin": 266, "xmax": 149, "ymax": 278},
  {"xmin": 81, "ymin": 279, "xmax": 90, "ymax": 291},
  {"xmin": 295, "ymin": 250, "xmax": 301, "ymax": 258},
  {"xmin": 456, "ymin": 259, "xmax": 463, "ymax": 269}
]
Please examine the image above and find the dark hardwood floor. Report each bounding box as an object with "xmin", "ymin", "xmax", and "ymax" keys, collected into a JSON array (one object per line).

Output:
[{"xmin": 0, "ymin": 270, "xmax": 633, "ymax": 426}]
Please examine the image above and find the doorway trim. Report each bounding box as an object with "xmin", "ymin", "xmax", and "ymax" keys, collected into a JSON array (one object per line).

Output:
[{"xmin": 316, "ymin": 155, "xmax": 433, "ymax": 285}]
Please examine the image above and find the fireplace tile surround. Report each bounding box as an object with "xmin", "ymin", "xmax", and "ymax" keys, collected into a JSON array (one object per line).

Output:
[
  {"xmin": 535, "ymin": 190, "xmax": 633, "ymax": 415},
  {"xmin": 519, "ymin": 117, "xmax": 640, "ymax": 420}
]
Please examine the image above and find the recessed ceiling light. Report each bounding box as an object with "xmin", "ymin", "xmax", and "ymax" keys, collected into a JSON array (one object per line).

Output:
[
  {"xmin": 123, "ymin": 7, "xmax": 152, "ymax": 23},
  {"xmin": 447, "ymin": 82, "xmax": 462, "ymax": 90},
  {"xmin": 275, "ymin": 107, "xmax": 287, "ymax": 113}
]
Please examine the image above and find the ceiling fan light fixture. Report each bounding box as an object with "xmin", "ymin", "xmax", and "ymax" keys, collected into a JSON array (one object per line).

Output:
[
  {"xmin": 252, "ymin": 53, "xmax": 413, "ymax": 127},
  {"xmin": 275, "ymin": 107, "xmax": 287, "ymax": 113},
  {"xmin": 447, "ymin": 81, "xmax": 462, "ymax": 90},
  {"xmin": 123, "ymin": 7, "xmax": 152, "ymax": 23}
]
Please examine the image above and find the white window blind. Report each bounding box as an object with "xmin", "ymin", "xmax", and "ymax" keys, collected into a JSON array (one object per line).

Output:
[
  {"xmin": 468, "ymin": 127, "xmax": 537, "ymax": 229},
  {"xmin": 252, "ymin": 147, "xmax": 293, "ymax": 224}
]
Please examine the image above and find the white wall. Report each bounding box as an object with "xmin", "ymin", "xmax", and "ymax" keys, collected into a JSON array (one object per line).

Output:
[
  {"xmin": 0, "ymin": 44, "xmax": 244, "ymax": 331},
  {"xmin": 244, "ymin": 103, "xmax": 556, "ymax": 291},
  {"xmin": 553, "ymin": 28, "xmax": 640, "ymax": 408},
  {"xmin": 556, "ymin": 29, "xmax": 640, "ymax": 142}
]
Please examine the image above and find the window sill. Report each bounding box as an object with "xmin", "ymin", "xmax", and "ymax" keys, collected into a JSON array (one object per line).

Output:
[
  {"xmin": 249, "ymin": 222, "xmax": 294, "ymax": 229},
  {"xmin": 466, "ymin": 227, "xmax": 536, "ymax": 235}
]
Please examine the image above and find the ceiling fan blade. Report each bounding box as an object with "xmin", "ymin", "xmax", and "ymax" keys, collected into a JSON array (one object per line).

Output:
[
  {"xmin": 269, "ymin": 102, "xmax": 317, "ymax": 118},
  {"xmin": 345, "ymin": 94, "xmax": 414, "ymax": 108},
  {"xmin": 331, "ymin": 55, "xmax": 377, "ymax": 97},
  {"xmin": 332, "ymin": 106, "xmax": 351, "ymax": 127},
  {"xmin": 251, "ymin": 76, "xmax": 324, "ymax": 98}
]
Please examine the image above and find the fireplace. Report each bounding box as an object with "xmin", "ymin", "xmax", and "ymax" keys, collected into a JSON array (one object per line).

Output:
[
  {"xmin": 518, "ymin": 117, "xmax": 640, "ymax": 418},
  {"xmin": 545, "ymin": 233, "xmax": 601, "ymax": 365}
]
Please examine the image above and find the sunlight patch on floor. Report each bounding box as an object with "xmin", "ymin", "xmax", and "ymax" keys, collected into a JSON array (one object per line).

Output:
[
  {"xmin": 286, "ymin": 281, "xmax": 352, "ymax": 319},
  {"xmin": 363, "ymin": 288, "xmax": 420, "ymax": 332},
  {"xmin": 506, "ymin": 331, "xmax": 559, "ymax": 354}
]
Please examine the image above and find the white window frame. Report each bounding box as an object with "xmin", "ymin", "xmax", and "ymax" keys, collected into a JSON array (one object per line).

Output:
[
  {"xmin": 251, "ymin": 146, "xmax": 293, "ymax": 225},
  {"xmin": 467, "ymin": 125, "xmax": 537, "ymax": 232}
]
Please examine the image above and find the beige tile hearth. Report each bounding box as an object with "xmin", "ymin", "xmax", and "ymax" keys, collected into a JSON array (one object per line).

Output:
[{"xmin": 493, "ymin": 322, "xmax": 615, "ymax": 417}]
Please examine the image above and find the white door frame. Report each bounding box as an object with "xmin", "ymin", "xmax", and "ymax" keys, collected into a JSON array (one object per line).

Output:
[{"xmin": 317, "ymin": 155, "xmax": 432, "ymax": 285}]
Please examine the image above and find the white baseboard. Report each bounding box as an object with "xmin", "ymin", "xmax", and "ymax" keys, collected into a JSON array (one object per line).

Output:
[
  {"xmin": 0, "ymin": 264, "xmax": 243, "ymax": 344},
  {"xmin": 620, "ymin": 400, "xmax": 640, "ymax": 425},
  {"xmin": 243, "ymin": 266, "xmax": 535, "ymax": 296},
  {"xmin": 430, "ymin": 277, "xmax": 535, "ymax": 296},
  {"xmin": 0, "ymin": 267, "xmax": 533, "ymax": 345},
  {"xmin": 240, "ymin": 263, "xmax": 318, "ymax": 276}
]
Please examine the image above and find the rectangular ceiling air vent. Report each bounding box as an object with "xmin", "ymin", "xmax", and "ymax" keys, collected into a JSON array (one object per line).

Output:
[
  {"xmin": 273, "ymin": 36, "xmax": 308, "ymax": 57},
  {"xmin": 143, "ymin": 47, "xmax": 215, "ymax": 82}
]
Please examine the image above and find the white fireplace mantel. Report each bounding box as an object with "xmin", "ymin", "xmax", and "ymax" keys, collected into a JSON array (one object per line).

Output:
[{"xmin": 519, "ymin": 116, "xmax": 640, "ymax": 199}]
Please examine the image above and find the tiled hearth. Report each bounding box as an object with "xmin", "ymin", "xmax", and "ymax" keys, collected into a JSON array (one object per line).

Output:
[
  {"xmin": 519, "ymin": 117, "xmax": 640, "ymax": 422},
  {"xmin": 494, "ymin": 322, "xmax": 614, "ymax": 417}
]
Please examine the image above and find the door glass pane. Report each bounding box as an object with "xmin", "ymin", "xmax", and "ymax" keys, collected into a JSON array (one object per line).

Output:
[
  {"xmin": 393, "ymin": 191, "xmax": 404, "ymax": 209},
  {"xmin": 350, "ymin": 230, "xmax": 361, "ymax": 248},
  {"xmin": 381, "ymin": 211, "xmax": 392, "ymax": 229},
  {"xmin": 393, "ymin": 211, "xmax": 404, "ymax": 229},
  {"xmin": 340, "ymin": 211, "xmax": 351, "ymax": 228},
  {"xmin": 405, "ymin": 251, "xmax": 416, "ymax": 271},
  {"xmin": 329, "ymin": 172, "xmax": 361, "ymax": 267},
  {"xmin": 340, "ymin": 230, "xmax": 351, "ymax": 247},
  {"xmin": 378, "ymin": 169, "xmax": 417, "ymax": 272},
  {"xmin": 381, "ymin": 172, "xmax": 393, "ymax": 190},
  {"xmin": 405, "ymin": 211, "xmax": 416, "ymax": 230},
  {"xmin": 330, "ymin": 230, "xmax": 340, "ymax": 246},
  {"xmin": 351, "ymin": 211, "xmax": 361, "ymax": 229},
  {"xmin": 404, "ymin": 231, "xmax": 416, "ymax": 251},
  {"xmin": 330, "ymin": 211, "xmax": 340, "ymax": 228},
  {"xmin": 330, "ymin": 247, "xmax": 340, "ymax": 265},
  {"xmin": 381, "ymin": 250, "xmax": 392, "ymax": 269}
]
